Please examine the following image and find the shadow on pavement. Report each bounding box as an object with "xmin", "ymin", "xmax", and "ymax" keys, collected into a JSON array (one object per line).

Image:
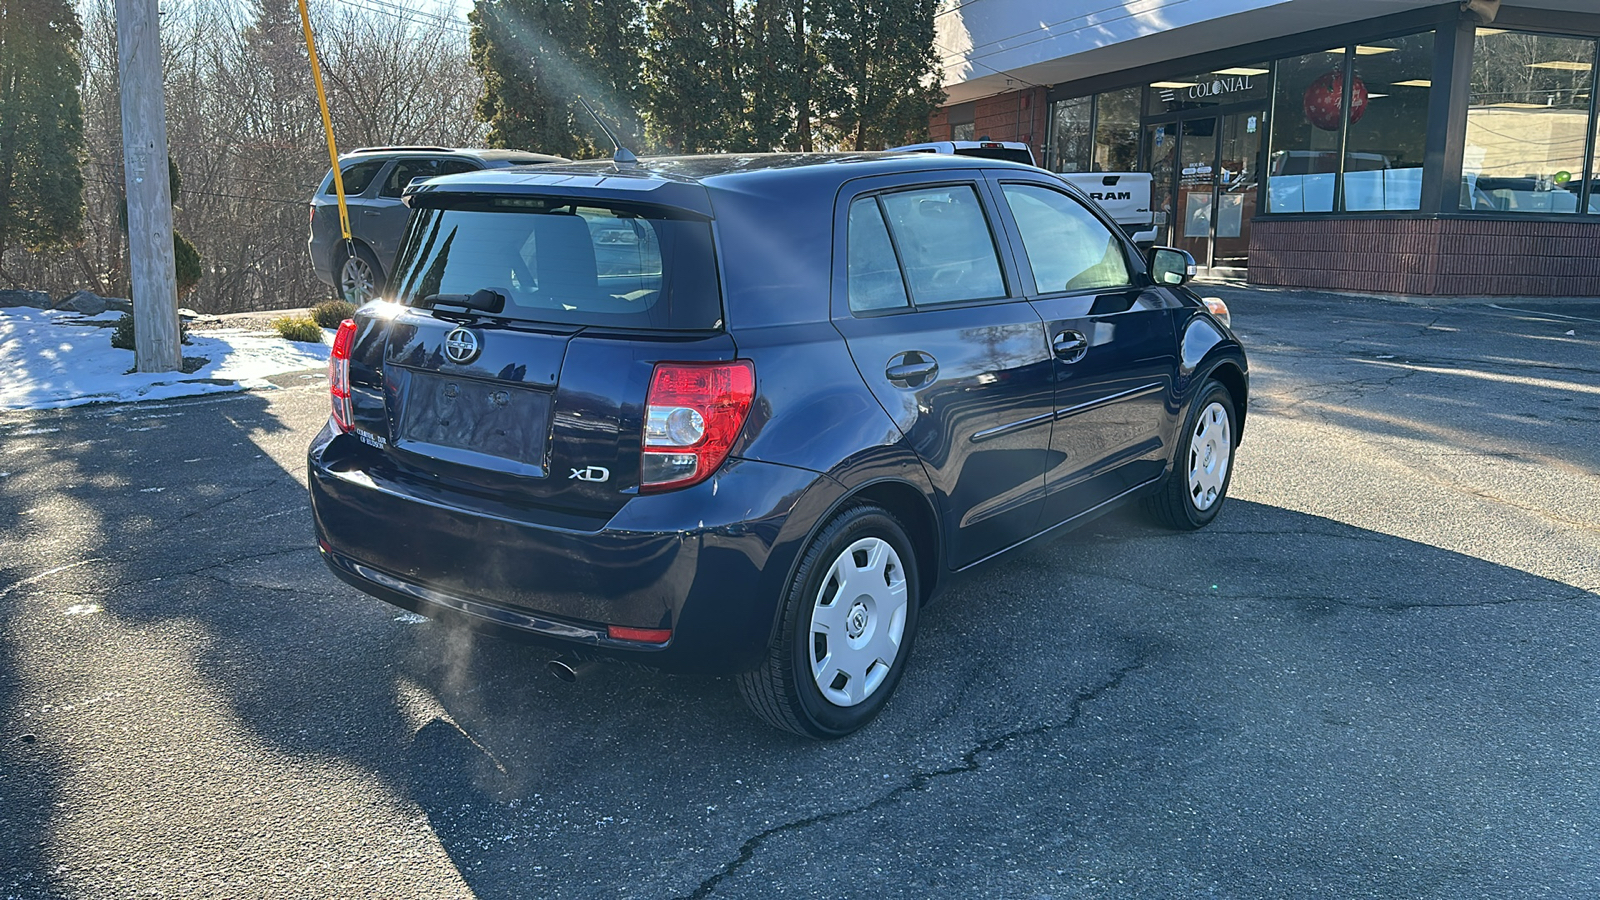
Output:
[
  {"xmin": 1215, "ymin": 287, "xmax": 1600, "ymax": 474},
  {"xmin": 1, "ymin": 381, "xmax": 1596, "ymax": 897}
]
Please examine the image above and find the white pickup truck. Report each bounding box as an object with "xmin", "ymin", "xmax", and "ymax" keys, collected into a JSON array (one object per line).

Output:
[{"xmin": 888, "ymin": 140, "xmax": 1163, "ymax": 249}]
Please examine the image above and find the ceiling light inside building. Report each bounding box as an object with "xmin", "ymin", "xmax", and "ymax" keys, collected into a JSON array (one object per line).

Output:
[
  {"xmin": 1354, "ymin": 45, "xmax": 1398, "ymax": 55},
  {"xmin": 1366, "ymin": 93, "xmax": 1389, "ymax": 99},
  {"xmin": 1526, "ymin": 61, "xmax": 1593, "ymax": 71},
  {"xmin": 1393, "ymin": 79, "xmax": 1432, "ymax": 87},
  {"xmin": 1476, "ymin": 28, "xmax": 1506, "ymax": 35},
  {"xmin": 1151, "ymin": 81, "xmax": 1198, "ymax": 88},
  {"xmin": 1213, "ymin": 67, "xmax": 1269, "ymax": 76}
]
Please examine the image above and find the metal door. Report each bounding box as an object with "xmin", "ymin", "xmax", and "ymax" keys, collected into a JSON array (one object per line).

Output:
[{"xmin": 831, "ymin": 175, "xmax": 1057, "ymax": 568}]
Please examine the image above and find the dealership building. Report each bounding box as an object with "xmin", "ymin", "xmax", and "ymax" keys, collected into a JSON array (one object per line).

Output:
[{"xmin": 930, "ymin": 0, "xmax": 1600, "ymax": 295}]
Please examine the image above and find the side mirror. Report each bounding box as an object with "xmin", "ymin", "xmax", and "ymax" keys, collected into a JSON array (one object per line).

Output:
[{"xmin": 1147, "ymin": 246, "xmax": 1196, "ymax": 286}]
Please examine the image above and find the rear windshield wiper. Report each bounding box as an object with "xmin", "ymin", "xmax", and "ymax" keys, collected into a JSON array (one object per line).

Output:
[{"xmin": 424, "ymin": 288, "xmax": 506, "ymax": 314}]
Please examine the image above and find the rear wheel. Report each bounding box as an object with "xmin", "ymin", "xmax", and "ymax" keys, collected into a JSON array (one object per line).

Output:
[
  {"xmin": 737, "ymin": 504, "xmax": 920, "ymax": 739},
  {"xmin": 335, "ymin": 245, "xmax": 384, "ymax": 304},
  {"xmin": 1144, "ymin": 379, "xmax": 1236, "ymax": 530}
]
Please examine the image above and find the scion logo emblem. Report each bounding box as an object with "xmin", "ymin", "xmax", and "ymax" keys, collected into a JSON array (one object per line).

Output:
[
  {"xmin": 443, "ymin": 327, "xmax": 481, "ymax": 365},
  {"xmin": 569, "ymin": 466, "xmax": 611, "ymax": 483}
]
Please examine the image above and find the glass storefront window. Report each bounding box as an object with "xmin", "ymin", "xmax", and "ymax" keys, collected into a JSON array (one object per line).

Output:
[
  {"xmin": 1049, "ymin": 95, "xmax": 1093, "ymax": 172},
  {"xmin": 1343, "ymin": 34, "xmax": 1432, "ymax": 211},
  {"xmin": 1462, "ymin": 30, "xmax": 1596, "ymax": 214},
  {"xmin": 1266, "ymin": 50, "xmax": 1348, "ymax": 212},
  {"xmin": 1592, "ymin": 107, "xmax": 1600, "ymax": 214},
  {"xmin": 1093, "ymin": 87, "xmax": 1142, "ymax": 171}
]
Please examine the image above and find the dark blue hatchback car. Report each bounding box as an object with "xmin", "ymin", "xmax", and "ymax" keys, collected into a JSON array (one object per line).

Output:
[{"xmin": 309, "ymin": 152, "xmax": 1248, "ymax": 738}]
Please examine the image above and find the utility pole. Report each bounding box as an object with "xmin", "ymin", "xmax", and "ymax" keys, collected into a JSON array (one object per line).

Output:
[{"xmin": 115, "ymin": 0, "xmax": 181, "ymax": 373}]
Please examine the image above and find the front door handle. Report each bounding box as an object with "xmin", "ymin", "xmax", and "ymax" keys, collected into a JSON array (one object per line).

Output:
[
  {"xmin": 361, "ymin": 209, "xmax": 382, "ymax": 216},
  {"xmin": 885, "ymin": 350, "xmax": 938, "ymax": 388},
  {"xmin": 1053, "ymin": 330, "xmax": 1089, "ymax": 363}
]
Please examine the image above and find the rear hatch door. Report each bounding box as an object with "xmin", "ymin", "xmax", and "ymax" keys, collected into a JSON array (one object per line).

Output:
[{"xmin": 353, "ymin": 177, "xmax": 729, "ymax": 526}]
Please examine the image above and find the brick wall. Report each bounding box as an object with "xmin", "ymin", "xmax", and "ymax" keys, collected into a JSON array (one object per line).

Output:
[
  {"xmin": 1249, "ymin": 217, "xmax": 1600, "ymax": 296},
  {"xmin": 927, "ymin": 86, "xmax": 1047, "ymax": 164}
]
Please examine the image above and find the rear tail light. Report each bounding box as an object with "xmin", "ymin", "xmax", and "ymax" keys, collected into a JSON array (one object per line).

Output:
[
  {"xmin": 329, "ymin": 318, "xmax": 357, "ymax": 433},
  {"xmin": 641, "ymin": 360, "xmax": 755, "ymax": 493}
]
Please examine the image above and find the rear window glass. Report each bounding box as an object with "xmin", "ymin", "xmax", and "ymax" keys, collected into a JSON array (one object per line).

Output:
[
  {"xmin": 326, "ymin": 159, "xmax": 385, "ymax": 195},
  {"xmin": 954, "ymin": 147, "xmax": 1034, "ymax": 165},
  {"xmin": 391, "ymin": 203, "xmax": 722, "ymax": 330}
]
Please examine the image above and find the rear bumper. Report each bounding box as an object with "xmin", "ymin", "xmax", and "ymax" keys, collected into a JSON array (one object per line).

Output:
[{"xmin": 309, "ymin": 427, "xmax": 833, "ymax": 674}]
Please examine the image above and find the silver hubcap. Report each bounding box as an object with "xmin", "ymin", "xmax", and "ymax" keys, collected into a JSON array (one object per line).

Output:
[
  {"xmin": 809, "ymin": 537, "xmax": 908, "ymax": 708},
  {"xmin": 1187, "ymin": 401, "xmax": 1232, "ymax": 511},
  {"xmin": 340, "ymin": 255, "xmax": 375, "ymax": 303}
]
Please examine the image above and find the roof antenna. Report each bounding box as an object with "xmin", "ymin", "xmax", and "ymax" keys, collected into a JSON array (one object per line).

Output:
[{"xmin": 578, "ymin": 97, "xmax": 638, "ymax": 168}]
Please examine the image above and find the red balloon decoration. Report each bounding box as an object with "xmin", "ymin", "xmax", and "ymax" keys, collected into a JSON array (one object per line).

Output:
[{"xmin": 1303, "ymin": 70, "xmax": 1369, "ymax": 131}]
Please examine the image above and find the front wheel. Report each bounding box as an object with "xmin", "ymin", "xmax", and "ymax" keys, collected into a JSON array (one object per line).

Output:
[
  {"xmin": 737, "ymin": 504, "xmax": 921, "ymax": 739},
  {"xmin": 1144, "ymin": 380, "xmax": 1237, "ymax": 530}
]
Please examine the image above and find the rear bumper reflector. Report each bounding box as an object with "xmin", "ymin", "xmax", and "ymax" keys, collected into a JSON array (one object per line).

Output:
[{"xmin": 607, "ymin": 625, "xmax": 672, "ymax": 644}]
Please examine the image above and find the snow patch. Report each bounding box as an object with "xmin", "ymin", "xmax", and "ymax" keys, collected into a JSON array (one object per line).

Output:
[{"xmin": 1, "ymin": 307, "xmax": 329, "ymax": 410}]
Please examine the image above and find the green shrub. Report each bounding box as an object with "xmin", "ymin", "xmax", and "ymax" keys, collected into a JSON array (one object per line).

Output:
[
  {"xmin": 273, "ymin": 316, "xmax": 324, "ymax": 343},
  {"xmin": 111, "ymin": 312, "xmax": 190, "ymax": 350},
  {"xmin": 310, "ymin": 299, "xmax": 357, "ymax": 328},
  {"xmin": 174, "ymin": 231, "xmax": 202, "ymax": 298}
]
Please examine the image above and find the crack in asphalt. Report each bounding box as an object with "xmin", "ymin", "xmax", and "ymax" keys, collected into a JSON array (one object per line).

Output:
[
  {"xmin": 1228, "ymin": 589, "xmax": 1598, "ymax": 613},
  {"xmin": 0, "ymin": 547, "xmax": 314, "ymax": 602},
  {"xmin": 1257, "ymin": 368, "xmax": 1421, "ymax": 418},
  {"xmin": 678, "ymin": 654, "xmax": 1149, "ymax": 900},
  {"xmin": 1057, "ymin": 566, "xmax": 1596, "ymax": 613}
]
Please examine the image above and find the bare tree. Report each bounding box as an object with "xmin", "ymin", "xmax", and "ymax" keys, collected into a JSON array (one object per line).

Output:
[{"xmin": 15, "ymin": 0, "xmax": 485, "ymax": 313}]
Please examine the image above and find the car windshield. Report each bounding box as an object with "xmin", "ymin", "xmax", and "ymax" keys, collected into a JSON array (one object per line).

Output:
[{"xmin": 391, "ymin": 202, "xmax": 722, "ymax": 330}]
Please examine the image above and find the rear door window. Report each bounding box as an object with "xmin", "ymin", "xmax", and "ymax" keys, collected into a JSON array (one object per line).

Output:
[
  {"xmin": 437, "ymin": 159, "xmax": 479, "ymax": 177},
  {"xmin": 875, "ymin": 185, "xmax": 1006, "ymax": 306},
  {"xmin": 381, "ymin": 159, "xmax": 443, "ymax": 198},
  {"xmin": 999, "ymin": 183, "xmax": 1131, "ymax": 294},
  {"xmin": 326, "ymin": 159, "xmax": 385, "ymax": 195},
  {"xmin": 392, "ymin": 202, "xmax": 721, "ymax": 330}
]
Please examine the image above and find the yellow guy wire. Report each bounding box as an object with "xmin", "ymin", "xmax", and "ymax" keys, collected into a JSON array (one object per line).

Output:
[{"xmin": 297, "ymin": 0, "xmax": 350, "ymax": 241}]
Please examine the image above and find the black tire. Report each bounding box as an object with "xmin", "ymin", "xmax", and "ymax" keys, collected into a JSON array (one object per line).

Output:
[
  {"xmin": 737, "ymin": 504, "xmax": 921, "ymax": 739},
  {"xmin": 334, "ymin": 244, "xmax": 384, "ymax": 304},
  {"xmin": 1144, "ymin": 379, "xmax": 1237, "ymax": 530}
]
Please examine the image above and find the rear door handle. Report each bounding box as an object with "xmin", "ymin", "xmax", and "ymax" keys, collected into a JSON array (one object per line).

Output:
[
  {"xmin": 361, "ymin": 209, "xmax": 381, "ymax": 216},
  {"xmin": 885, "ymin": 351, "xmax": 938, "ymax": 388},
  {"xmin": 1053, "ymin": 330, "xmax": 1088, "ymax": 363}
]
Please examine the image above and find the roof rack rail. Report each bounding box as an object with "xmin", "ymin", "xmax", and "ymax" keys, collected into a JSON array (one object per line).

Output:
[{"xmin": 346, "ymin": 145, "xmax": 454, "ymax": 154}]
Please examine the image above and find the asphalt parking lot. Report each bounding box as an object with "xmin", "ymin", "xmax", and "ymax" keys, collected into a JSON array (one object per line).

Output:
[{"xmin": 2, "ymin": 287, "xmax": 1597, "ymax": 899}]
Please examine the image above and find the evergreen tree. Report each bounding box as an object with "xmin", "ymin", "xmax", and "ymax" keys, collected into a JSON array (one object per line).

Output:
[
  {"xmin": 740, "ymin": 0, "xmax": 804, "ymax": 151},
  {"xmin": 470, "ymin": 0, "xmax": 645, "ymax": 158},
  {"xmin": 819, "ymin": 0, "xmax": 943, "ymax": 150},
  {"xmin": 642, "ymin": 0, "xmax": 742, "ymax": 153},
  {"xmin": 0, "ymin": 0, "xmax": 85, "ymax": 276}
]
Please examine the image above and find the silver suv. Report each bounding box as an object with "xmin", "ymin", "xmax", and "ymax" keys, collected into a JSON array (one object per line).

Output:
[{"xmin": 307, "ymin": 146, "xmax": 567, "ymax": 303}]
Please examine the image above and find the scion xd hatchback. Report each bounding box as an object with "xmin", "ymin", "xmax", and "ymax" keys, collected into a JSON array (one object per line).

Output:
[{"xmin": 309, "ymin": 153, "xmax": 1248, "ymax": 739}]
